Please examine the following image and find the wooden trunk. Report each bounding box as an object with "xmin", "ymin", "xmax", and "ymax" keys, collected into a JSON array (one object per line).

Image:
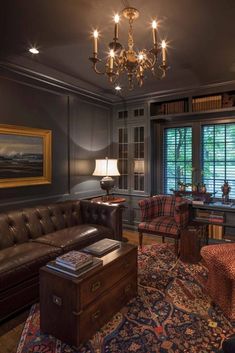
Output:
[{"xmin": 40, "ymin": 243, "xmax": 137, "ymax": 347}]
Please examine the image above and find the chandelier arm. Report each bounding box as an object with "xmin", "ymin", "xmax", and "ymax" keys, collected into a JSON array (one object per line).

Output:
[
  {"xmin": 92, "ymin": 61, "xmax": 108, "ymax": 75},
  {"xmin": 146, "ymin": 51, "xmax": 157, "ymax": 68}
]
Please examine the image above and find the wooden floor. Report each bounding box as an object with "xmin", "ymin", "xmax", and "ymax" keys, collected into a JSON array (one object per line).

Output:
[{"xmin": 0, "ymin": 229, "xmax": 161, "ymax": 353}]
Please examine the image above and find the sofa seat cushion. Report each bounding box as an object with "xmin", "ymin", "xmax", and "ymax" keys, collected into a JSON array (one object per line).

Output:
[
  {"xmin": 0, "ymin": 242, "xmax": 62, "ymax": 292},
  {"xmin": 138, "ymin": 216, "xmax": 180, "ymax": 236},
  {"xmin": 33, "ymin": 224, "xmax": 113, "ymax": 251}
]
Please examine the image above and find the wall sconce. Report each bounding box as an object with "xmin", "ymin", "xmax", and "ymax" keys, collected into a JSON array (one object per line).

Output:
[
  {"xmin": 93, "ymin": 157, "xmax": 120, "ymax": 200},
  {"xmin": 134, "ymin": 160, "xmax": 144, "ymax": 173}
]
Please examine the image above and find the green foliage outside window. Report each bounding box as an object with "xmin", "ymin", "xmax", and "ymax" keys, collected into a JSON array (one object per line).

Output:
[
  {"xmin": 202, "ymin": 123, "xmax": 235, "ymax": 198},
  {"xmin": 164, "ymin": 127, "xmax": 192, "ymax": 193}
]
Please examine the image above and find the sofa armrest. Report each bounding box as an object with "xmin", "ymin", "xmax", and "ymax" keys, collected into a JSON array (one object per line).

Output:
[
  {"xmin": 174, "ymin": 202, "xmax": 189, "ymax": 228},
  {"xmin": 80, "ymin": 200, "xmax": 123, "ymax": 241}
]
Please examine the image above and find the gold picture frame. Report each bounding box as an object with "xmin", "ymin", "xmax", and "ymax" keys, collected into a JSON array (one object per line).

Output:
[{"xmin": 0, "ymin": 124, "xmax": 52, "ymax": 188}]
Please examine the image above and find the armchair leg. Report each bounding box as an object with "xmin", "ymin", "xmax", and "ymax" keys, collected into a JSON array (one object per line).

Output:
[
  {"xmin": 162, "ymin": 236, "xmax": 165, "ymax": 243},
  {"xmin": 139, "ymin": 232, "xmax": 143, "ymax": 248}
]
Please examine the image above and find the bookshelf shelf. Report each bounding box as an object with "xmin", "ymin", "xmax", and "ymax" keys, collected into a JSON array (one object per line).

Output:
[
  {"xmin": 191, "ymin": 203, "xmax": 235, "ymax": 242},
  {"xmin": 150, "ymin": 91, "xmax": 235, "ymax": 118}
]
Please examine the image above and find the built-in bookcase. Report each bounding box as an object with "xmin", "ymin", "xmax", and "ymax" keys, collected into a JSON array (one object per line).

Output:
[
  {"xmin": 192, "ymin": 91, "xmax": 235, "ymax": 112},
  {"xmin": 150, "ymin": 90, "xmax": 235, "ymax": 117},
  {"xmin": 150, "ymin": 98, "xmax": 188, "ymax": 116}
]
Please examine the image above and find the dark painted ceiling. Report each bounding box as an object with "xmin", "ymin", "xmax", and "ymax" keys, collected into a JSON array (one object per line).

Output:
[{"xmin": 2, "ymin": 0, "xmax": 235, "ymax": 100}]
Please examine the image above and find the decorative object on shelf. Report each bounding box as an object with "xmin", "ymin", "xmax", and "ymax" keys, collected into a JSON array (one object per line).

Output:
[
  {"xmin": 177, "ymin": 180, "xmax": 186, "ymax": 192},
  {"xmin": 173, "ymin": 190, "xmax": 213, "ymax": 203},
  {"xmin": 0, "ymin": 124, "xmax": 51, "ymax": 188},
  {"xmin": 200, "ymin": 183, "xmax": 207, "ymax": 193},
  {"xmin": 89, "ymin": 4, "xmax": 169, "ymax": 90},
  {"xmin": 221, "ymin": 180, "xmax": 231, "ymax": 204},
  {"xmin": 93, "ymin": 157, "xmax": 120, "ymax": 199}
]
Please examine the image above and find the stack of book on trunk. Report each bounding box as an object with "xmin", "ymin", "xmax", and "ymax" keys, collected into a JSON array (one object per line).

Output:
[
  {"xmin": 46, "ymin": 250, "xmax": 103, "ymax": 277},
  {"xmin": 83, "ymin": 238, "xmax": 120, "ymax": 256}
]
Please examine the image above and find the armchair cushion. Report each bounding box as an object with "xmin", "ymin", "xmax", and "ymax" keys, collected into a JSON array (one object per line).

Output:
[
  {"xmin": 139, "ymin": 195, "xmax": 189, "ymax": 229},
  {"xmin": 138, "ymin": 216, "xmax": 179, "ymax": 236}
]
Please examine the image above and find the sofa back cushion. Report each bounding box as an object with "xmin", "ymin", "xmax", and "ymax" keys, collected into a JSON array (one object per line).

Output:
[
  {"xmin": 0, "ymin": 200, "xmax": 82, "ymax": 249},
  {"xmin": 0, "ymin": 211, "xmax": 30, "ymax": 250}
]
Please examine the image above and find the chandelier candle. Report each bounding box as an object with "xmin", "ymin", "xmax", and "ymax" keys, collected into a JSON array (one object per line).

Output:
[
  {"xmin": 152, "ymin": 20, "xmax": 158, "ymax": 46},
  {"xmin": 114, "ymin": 14, "xmax": 120, "ymax": 40},
  {"xmin": 162, "ymin": 40, "xmax": 167, "ymax": 65},
  {"xmin": 109, "ymin": 49, "xmax": 115, "ymax": 70},
  {"xmin": 93, "ymin": 30, "xmax": 99, "ymax": 56}
]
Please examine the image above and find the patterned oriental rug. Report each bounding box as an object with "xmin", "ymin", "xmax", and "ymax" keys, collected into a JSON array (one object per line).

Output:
[{"xmin": 17, "ymin": 244, "xmax": 234, "ymax": 353}]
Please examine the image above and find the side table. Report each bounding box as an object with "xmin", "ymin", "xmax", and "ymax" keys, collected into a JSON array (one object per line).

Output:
[
  {"xmin": 180, "ymin": 223, "xmax": 208, "ymax": 263},
  {"xmin": 91, "ymin": 196, "xmax": 126, "ymax": 204}
]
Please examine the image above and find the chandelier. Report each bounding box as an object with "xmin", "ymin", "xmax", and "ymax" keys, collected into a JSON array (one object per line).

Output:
[{"xmin": 89, "ymin": 5, "xmax": 169, "ymax": 90}]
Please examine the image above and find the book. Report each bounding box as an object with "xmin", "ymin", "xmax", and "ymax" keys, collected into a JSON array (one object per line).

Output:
[
  {"xmin": 83, "ymin": 238, "xmax": 120, "ymax": 256},
  {"xmin": 56, "ymin": 251, "xmax": 93, "ymax": 271},
  {"xmin": 47, "ymin": 257, "xmax": 103, "ymax": 278},
  {"xmin": 192, "ymin": 200, "xmax": 204, "ymax": 205}
]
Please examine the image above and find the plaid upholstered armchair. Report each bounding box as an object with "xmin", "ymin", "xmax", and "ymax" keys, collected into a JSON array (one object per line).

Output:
[{"xmin": 138, "ymin": 195, "xmax": 189, "ymax": 254}]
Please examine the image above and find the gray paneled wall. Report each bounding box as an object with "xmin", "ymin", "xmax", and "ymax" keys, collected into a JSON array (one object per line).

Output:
[{"xmin": 0, "ymin": 75, "xmax": 112, "ymax": 211}]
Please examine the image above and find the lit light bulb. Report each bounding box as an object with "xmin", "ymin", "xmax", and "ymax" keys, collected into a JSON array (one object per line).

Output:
[
  {"xmin": 29, "ymin": 47, "xmax": 39, "ymax": 54},
  {"xmin": 114, "ymin": 14, "xmax": 120, "ymax": 23},
  {"xmin": 138, "ymin": 53, "xmax": 145, "ymax": 61},
  {"xmin": 93, "ymin": 30, "xmax": 99, "ymax": 38},
  {"xmin": 152, "ymin": 20, "xmax": 157, "ymax": 29},
  {"xmin": 115, "ymin": 85, "xmax": 121, "ymax": 91},
  {"xmin": 161, "ymin": 40, "xmax": 167, "ymax": 48},
  {"xmin": 109, "ymin": 49, "xmax": 115, "ymax": 58}
]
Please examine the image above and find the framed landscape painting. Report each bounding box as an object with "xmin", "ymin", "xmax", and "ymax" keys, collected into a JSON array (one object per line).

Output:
[{"xmin": 0, "ymin": 125, "xmax": 52, "ymax": 188}]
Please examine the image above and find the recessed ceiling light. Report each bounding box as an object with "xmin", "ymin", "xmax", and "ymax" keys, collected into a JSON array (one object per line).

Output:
[
  {"xmin": 29, "ymin": 47, "xmax": 39, "ymax": 54},
  {"xmin": 115, "ymin": 85, "xmax": 121, "ymax": 91}
]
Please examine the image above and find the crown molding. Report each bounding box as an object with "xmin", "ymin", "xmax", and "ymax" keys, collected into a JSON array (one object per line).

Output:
[
  {"xmin": 1, "ymin": 61, "xmax": 234, "ymax": 107},
  {"xmin": 113, "ymin": 80, "xmax": 235, "ymax": 105},
  {"xmin": 0, "ymin": 61, "xmax": 115, "ymax": 106}
]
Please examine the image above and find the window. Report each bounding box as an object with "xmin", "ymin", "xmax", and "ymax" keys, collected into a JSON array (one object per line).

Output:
[
  {"xmin": 117, "ymin": 125, "xmax": 145, "ymax": 192},
  {"xmin": 118, "ymin": 128, "xmax": 128, "ymax": 190},
  {"xmin": 118, "ymin": 110, "xmax": 128, "ymax": 119},
  {"xmin": 134, "ymin": 108, "xmax": 144, "ymax": 117},
  {"xmin": 133, "ymin": 126, "xmax": 144, "ymax": 191},
  {"xmin": 202, "ymin": 123, "xmax": 235, "ymax": 198},
  {"xmin": 164, "ymin": 127, "xmax": 192, "ymax": 193}
]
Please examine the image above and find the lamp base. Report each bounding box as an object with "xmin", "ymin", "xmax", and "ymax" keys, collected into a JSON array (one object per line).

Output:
[{"xmin": 100, "ymin": 176, "xmax": 115, "ymax": 197}]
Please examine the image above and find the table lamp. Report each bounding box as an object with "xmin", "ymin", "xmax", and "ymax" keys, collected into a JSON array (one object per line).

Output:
[
  {"xmin": 93, "ymin": 157, "xmax": 120, "ymax": 200},
  {"xmin": 134, "ymin": 160, "xmax": 144, "ymax": 173}
]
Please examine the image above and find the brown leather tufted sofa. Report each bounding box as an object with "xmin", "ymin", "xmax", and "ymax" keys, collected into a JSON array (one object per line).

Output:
[{"xmin": 0, "ymin": 199, "xmax": 123, "ymax": 321}]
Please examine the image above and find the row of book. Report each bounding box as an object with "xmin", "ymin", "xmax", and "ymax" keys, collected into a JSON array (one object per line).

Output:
[
  {"xmin": 46, "ymin": 238, "xmax": 120, "ymax": 278},
  {"xmin": 158, "ymin": 100, "xmax": 186, "ymax": 115},
  {"xmin": 192, "ymin": 95, "xmax": 222, "ymax": 112},
  {"xmin": 195, "ymin": 209, "xmax": 224, "ymax": 224}
]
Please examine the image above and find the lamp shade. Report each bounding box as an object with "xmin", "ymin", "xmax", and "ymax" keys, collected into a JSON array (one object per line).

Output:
[
  {"xmin": 134, "ymin": 160, "xmax": 144, "ymax": 173},
  {"xmin": 93, "ymin": 157, "xmax": 120, "ymax": 176}
]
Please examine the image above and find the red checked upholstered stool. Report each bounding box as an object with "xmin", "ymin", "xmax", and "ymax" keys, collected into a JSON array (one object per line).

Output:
[
  {"xmin": 138, "ymin": 195, "xmax": 189, "ymax": 254},
  {"xmin": 201, "ymin": 243, "xmax": 235, "ymax": 320}
]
